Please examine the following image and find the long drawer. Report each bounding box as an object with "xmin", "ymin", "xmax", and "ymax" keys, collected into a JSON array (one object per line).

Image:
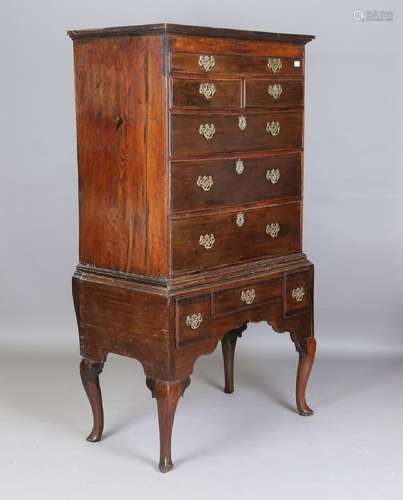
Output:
[
  {"xmin": 171, "ymin": 52, "xmax": 303, "ymax": 76},
  {"xmin": 172, "ymin": 202, "xmax": 301, "ymax": 273},
  {"xmin": 171, "ymin": 111, "xmax": 302, "ymax": 158},
  {"xmin": 172, "ymin": 153, "xmax": 301, "ymax": 212}
]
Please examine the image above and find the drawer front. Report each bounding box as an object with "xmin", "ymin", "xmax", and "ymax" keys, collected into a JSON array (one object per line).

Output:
[
  {"xmin": 246, "ymin": 80, "xmax": 303, "ymax": 108},
  {"xmin": 172, "ymin": 78, "xmax": 241, "ymax": 108},
  {"xmin": 172, "ymin": 153, "xmax": 301, "ymax": 213},
  {"xmin": 175, "ymin": 294, "xmax": 211, "ymax": 347},
  {"xmin": 171, "ymin": 112, "xmax": 302, "ymax": 158},
  {"xmin": 284, "ymin": 268, "xmax": 312, "ymax": 316},
  {"xmin": 171, "ymin": 52, "xmax": 303, "ymax": 76},
  {"xmin": 172, "ymin": 202, "xmax": 301, "ymax": 273},
  {"xmin": 212, "ymin": 278, "xmax": 282, "ymax": 317}
]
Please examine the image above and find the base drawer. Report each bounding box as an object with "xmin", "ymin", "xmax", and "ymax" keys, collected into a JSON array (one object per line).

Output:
[
  {"xmin": 175, "ymin": 294, "xmax": 211, "ymax": 347},
  {"xmin": 212, "ymin": 278, "xmax": 281, "ymax": 317},
  {"xmin": 284, "ymin": 268, "xmax": 313, "ymax": 316}
]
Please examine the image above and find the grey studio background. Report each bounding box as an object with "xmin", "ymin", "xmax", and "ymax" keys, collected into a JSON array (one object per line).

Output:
[{"xmin": 1, "ymin": 1, "xmax": 402, "ymax": 499}]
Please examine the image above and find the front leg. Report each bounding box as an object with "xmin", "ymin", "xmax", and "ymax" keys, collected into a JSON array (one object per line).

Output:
[
  {"xmin": 221, "ymin": 323, "xmax": 247, "ymax": 394},
  {"xmin": 291, "ymin": 335, "xmax": 316, "ymax": 416},
  {"xmin": 80, "ymin": 358, "xmax": 105, "ymax": 442},
  {"xmin": 147, "ymin": 376, "xmax": 191, "ymax": 473}
]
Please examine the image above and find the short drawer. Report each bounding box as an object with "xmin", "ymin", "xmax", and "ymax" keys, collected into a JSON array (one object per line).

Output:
[
  {"xmin": 212, "ymin": 278, "xmax": 282, "ymax": 317},
  {"xmin": 172, "ymin": 202, "xmax": 301, "ymax": 273},
  {"xmin": 171, "ymin": 52, "xmax": 303, "ymax": 76},
  {"xmin": 171, "ymin": 111, "xmax": 302, "ymax": 158},
  {"xmin": 172, "ymin": 153, "xmax": 301, "ymax": 213},
  {"xmin": 171, "ymin": 78, "xmax": 241, "ymax": 108},
  {"xmin": 284, "ymin": 268, "xmax": 313, "ymax": 316},
  {"xmin": 245, "ymin": 79, "xmax": 304, "ymax": 108},
  {"xmin": 175, "ymin": 294, "xmax": 211, "ymax": 347}
]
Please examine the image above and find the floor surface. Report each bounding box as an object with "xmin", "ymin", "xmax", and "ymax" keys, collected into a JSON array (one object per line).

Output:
[{"xmin": 1, "ymin": 323, "xmax": 403, "ymax": 500}]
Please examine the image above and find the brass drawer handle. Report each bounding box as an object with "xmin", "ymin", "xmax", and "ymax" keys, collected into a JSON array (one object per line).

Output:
[
  {"xmin": 199, "ymin": 123, "xmax": 216, "ymax": 140},
  {"xmin": 266, "ymin": 121, "xmax": 280, "ymax": 136},
  {"xmin": 235, "ymin": 159, "xmax": 245, "ymax": 175},
  {"xmin": 199, "ymin": 55, "xmax": 215, "ymax": 72},
  {"xmin": 196, "ymin": 175, "xmax": 214, "ymax": 191},
  {"xmin": 267, "ymin": 57, "xmax": 282, "ymax": 73},
  {"xmin": 186, "ymin": 312, "xmax": 203, "ymax": 330},
  {"xmin": 268, "ymin": 83, "xmax": 283, "ymax": 100},
  {"xmin": 199, "ymin": 233, "xmax": 215, "ymax": 249},
  {"xmin": 292, "ymin": 287, "xmax": 305, "ymax": 303},
  {"xmin": 266, "ymin": 222, "xmax": 280, "ymax": 238},
  {"xmin": 199, "ymin": 82, "xmax": 216, "ymax": 100},
  {"xmin": 236, "ymin": 212, "xmax": 245, "ymax": 227},
  {"xmin": 238, "ymin": 115, "xmax": 247, "ymax": 130},
  {"xmin": 241, "ymin": 288, "xmax": 256, "ymax": 305},
  {"xmin": 266, "ymin": 169, "xmax": 280, "ymax": 184}
]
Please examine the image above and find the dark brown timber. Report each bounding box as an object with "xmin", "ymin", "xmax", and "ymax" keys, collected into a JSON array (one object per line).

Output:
[
  {"xmin": 221, "ymin": 324, "xmax": 247, "ymax": 393},
  {"xmin": 69, "ymin": 24, "xmax": 316, "ymax": 472},
  {"xmin": 80, "ymin": 358, "xmax": 105, "ymax": 442}
]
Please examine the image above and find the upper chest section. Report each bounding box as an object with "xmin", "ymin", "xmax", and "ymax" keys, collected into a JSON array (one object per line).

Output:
[
  {"xmin": 167, "ymin": 35, "xmax": 305, "ymax": 161},
  {"xmin": 168, "ymin": 35, "xmax": 305, "ymax": 109}
]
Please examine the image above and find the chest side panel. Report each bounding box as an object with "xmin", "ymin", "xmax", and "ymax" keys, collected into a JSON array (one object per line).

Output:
[{"xmin": 73, "ymin": 35, "xmax": 168, "ymax": 277}]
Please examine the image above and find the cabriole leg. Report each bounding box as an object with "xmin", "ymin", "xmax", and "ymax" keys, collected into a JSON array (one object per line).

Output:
[
  {"xmin": 291, "ymin": 335, "xmax": 316, "ymax": 416},
  {"xmin": 221, "ymin": 324, "xmax": 246, "ymax": 394},
  {"xmin": 147, "ymin": 376, "xmax": 191, "ymax": 473},
  {"xmin": 80, "ymin": 358, "xmax": 105, "ymax": 442}
]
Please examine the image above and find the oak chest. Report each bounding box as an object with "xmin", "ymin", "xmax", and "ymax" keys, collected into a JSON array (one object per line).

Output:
[{"xmin": 69, "ymin": 23, "xmax": 316, "ymax": 472}]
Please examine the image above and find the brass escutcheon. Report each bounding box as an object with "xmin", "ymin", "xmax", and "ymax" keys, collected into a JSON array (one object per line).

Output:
[
  {"xmin": 241, "ymin": 289, "xmax": 256, "ymax": 305},
  {"xmin": 199, "ymin": 233, "xmax": 215, "ymax": 249},
  {"xmin": 266, "ymin": 121, "xmax": 281, "ymax": 136},
  {"xmin": 198, "ymin": 55, "xmax": 216, "ymax": 72},
  {"xmin": 196, "ymin": 175, "xmax": 214, "ymax": 191},
  {"xmin": 268, "ymin": 83, "xmax": 283, "ymax": 100},
  {"xmin": 266, "ymin": 169, "xmax": 280, "ymax": 184},
  {"xmin": 292, "ymin": 287, "xmax": 305, "ymax": 302},
  {"xmin": 238, "ymin": 115, "xmax": 247, "ymax": 130},
  {"xmin": 199, "ymin": 82, "xmax": 216, "ymax": 99},
  {"xmin": 236, "ymin": 212, "xmax": 245, "ymax": 227},
  {"xmin": 199, "ymin": 123, "xmax": 216, "ymax": 140},
  {"xmin": 235, "ymin": 159, "xmax": 245, "ymax": 175},
  {"xmin": 186, "ymin": 313, "xmax": 203, "ymax": 330},
  {"xmin": 267, "ymin": 57, "xmax": 282, "ymax": 73},
  {"xmin": 266, "ymin": 222, "xmax": 280, "ymax": 238}
]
